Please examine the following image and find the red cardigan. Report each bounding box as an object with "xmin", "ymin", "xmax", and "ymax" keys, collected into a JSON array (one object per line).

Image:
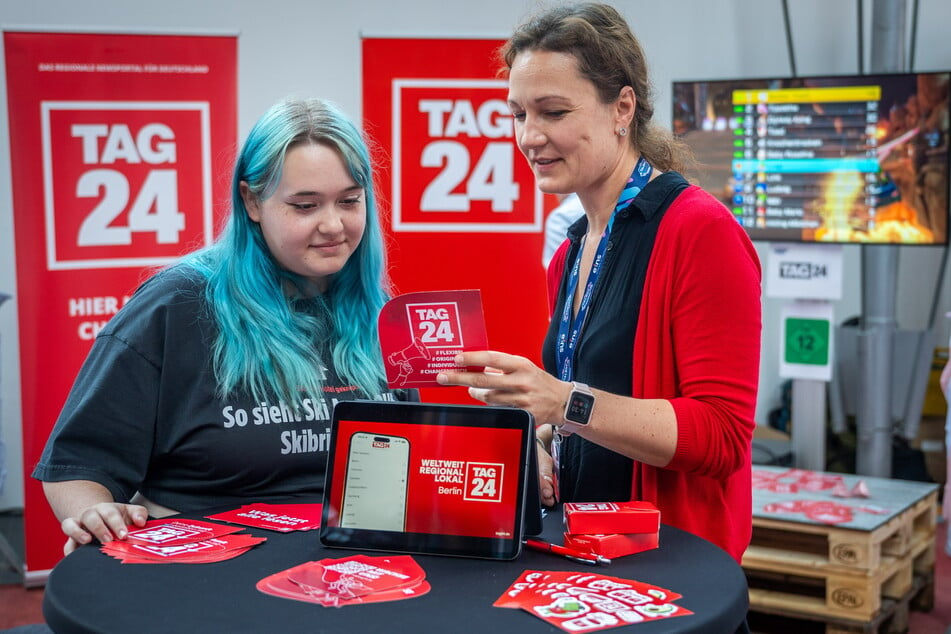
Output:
[{"xmin": 548, "ymin": 185, "xmax": 762, "ymax": 562}]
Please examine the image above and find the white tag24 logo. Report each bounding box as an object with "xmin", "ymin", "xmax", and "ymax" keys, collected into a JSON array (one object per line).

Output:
[
  {"xmin": 464, "ymin": 462, "xmax": 504, "ymax": 502},
  {"xmin": 468, "ymin": 466, "xmax": 498, "ymax": 497},
  {"xmin": 413, "ymin": 306, "xmax": 457, "ymax": 344},
  {"xmin": 72, "ymin": 123, "xmax": 185, "ymax": 246},
  {"xmin": 418, "ymin": 99, "xmax": 518, "ymax": 213}
]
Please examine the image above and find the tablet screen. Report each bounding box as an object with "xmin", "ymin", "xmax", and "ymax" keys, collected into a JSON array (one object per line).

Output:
[{"xmin": 320, "ymin": 400, "xmax": 533, "ymax": 560}]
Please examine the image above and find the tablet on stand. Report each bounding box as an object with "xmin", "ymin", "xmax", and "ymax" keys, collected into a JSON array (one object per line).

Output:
[{"xmin": 320, "ymin": 400, "xmax": 535, "ymax": 561}]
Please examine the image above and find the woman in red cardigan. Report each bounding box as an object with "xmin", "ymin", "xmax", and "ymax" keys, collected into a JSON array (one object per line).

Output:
[{"xmin": 436, "ymin": 2, "xmax": 762, "ymax": 564}]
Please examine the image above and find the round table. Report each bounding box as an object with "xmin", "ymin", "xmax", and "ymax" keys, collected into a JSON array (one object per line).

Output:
[{"xmin": 43, "ymin": 504, "xmax": 748, "ymax": 633}]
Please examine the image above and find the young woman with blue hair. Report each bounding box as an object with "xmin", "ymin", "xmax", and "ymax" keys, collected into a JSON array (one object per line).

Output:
[{"xmin": 33, "ymin": 97, "xmax": 414, "ymax": 554}]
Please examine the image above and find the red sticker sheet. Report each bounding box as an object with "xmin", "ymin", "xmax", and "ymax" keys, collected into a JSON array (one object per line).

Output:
[
  {"xmin": 494, "ymin": 570, "xmax": 692, "ymax": 632},
  {"xmin": 99, "ymin": 518, "xmax": 264, "ymax": 564},
  {"xmin": 257, "ymin": 555, "xmax": 430, "ymax": 607},
  {"xmin": 101, "ymin": 533, "xmax": 265, "ymax": 564}
]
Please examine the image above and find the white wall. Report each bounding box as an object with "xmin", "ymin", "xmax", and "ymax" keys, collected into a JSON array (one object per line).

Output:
[{"xmin": 1, "ymin": 0, "xmax": 949, "ymax": 509}]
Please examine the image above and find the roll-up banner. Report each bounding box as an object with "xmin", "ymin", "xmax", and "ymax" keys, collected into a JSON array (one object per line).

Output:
[
  {"xmin": 3, "ymin": 30, "xmax": 237, "ymax": 582},
  {"xmin": 362, "ymin": 37, "xmax": 552, "ymax": 405}
]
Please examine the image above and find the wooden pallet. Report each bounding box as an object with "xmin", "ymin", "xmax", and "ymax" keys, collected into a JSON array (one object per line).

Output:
[
  {"xmin": 744, "ymin": 468, "xmax": 938, "ymax": 624},
  {"xmin": 748, "ymin": 572, "xmax": 933, "ymax": 634},
  {"xmin": 745, "ymin": 536, "xmax": 935, "ymax": 621}
]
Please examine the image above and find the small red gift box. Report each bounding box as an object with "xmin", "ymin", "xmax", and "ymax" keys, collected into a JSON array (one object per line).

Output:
[{"xmin": 563, "ymin": 501, "xmax": 660, "ymax": 535}]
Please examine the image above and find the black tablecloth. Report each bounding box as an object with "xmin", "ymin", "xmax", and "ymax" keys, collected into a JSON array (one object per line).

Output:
[{"xmin": 43, "ymin": 504, "xmax": 748, "ymax": 633}]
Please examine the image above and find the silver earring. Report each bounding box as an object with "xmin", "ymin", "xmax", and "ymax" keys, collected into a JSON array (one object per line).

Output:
[{"xmin": 618, "ymin": 127, "xmax": 627, "ymax": 137}]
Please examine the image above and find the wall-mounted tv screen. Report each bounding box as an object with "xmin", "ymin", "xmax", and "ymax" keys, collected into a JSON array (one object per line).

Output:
[{"xmin": 672, "ymin": 71, "xmax": 949, "ymax": 245}]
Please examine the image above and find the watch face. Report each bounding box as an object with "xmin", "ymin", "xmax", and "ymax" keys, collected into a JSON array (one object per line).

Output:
[{"xmin": 565, "ymin": 390, "xmax": 595, "ymax": 425}]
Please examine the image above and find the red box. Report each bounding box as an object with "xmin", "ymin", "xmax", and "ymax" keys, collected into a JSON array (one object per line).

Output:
[
  {"xmin": 564, "ymin": 531, "xmax": 659, "ymax": 559},
  {"xmin": 563, "ymin": 501, "xmax": 660, "ymax": 535}
]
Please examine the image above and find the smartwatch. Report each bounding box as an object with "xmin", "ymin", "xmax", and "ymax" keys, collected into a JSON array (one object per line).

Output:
[{"xmin": 557, "ymin": 381, "xmax": 595, "ymax": 436}]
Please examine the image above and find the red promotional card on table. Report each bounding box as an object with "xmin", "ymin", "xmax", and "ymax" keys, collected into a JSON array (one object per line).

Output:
[
  {"xmin": 102, "ymin": 533, "xmax": 266, "ymax": 564},
  {"xmin": 123, "ymin": 518, "xmax": 243, "ymax": 547},
  {"xmin": 206, "ymin": 503, "xmax": 322, "ymax": 532},
  {"xmin": 100, "ymin": 518, "xmax": 264, "ymax": 564},
  {"xmin": 378, "ymin": 290, "xmax": 488, "ymax": 388}
]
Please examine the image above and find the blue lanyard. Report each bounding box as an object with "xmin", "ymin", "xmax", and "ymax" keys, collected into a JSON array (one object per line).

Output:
[{"xmin": 555, "ymin": 157, "xmax": 653, "ymax": 381}]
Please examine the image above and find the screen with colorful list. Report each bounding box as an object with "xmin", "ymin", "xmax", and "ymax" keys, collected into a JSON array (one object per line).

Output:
[{"xmin": 672, "ymin": 71, "xmax": 949, "ymax": 245}]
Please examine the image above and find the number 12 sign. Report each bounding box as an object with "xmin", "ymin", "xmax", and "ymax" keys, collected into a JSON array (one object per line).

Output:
[{"xmin": 41, "ymin": 101, "xmax": 213, "ymax": 270}]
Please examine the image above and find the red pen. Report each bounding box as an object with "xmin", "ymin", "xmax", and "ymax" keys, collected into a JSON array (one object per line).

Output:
[{"xmin": 524, "ymin": 538, "xmax": 611, "ymax": 565}]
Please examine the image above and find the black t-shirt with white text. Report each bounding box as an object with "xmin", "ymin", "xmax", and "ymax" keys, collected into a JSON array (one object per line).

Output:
[{"xmin": 33, "ymin": 265, "xmax": 414, "ymax": 512}]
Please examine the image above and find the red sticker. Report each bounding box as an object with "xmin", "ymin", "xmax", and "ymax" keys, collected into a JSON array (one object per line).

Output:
[
  {"xmin": 123, "ymin": 518, "xmax": 243, "ymax": 547},
  {"xmin": 288, "ymin": 555, "xmax": 425, "ymax": 599},
  {"xmin": 206, "ymin": 503, "xmax": 322, "ymax": 532}
]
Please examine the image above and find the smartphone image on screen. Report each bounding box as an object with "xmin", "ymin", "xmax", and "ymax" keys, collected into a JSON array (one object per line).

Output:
[{"xmin": 340, "ymin": 432, "xmax": 410, "ymax": 531}]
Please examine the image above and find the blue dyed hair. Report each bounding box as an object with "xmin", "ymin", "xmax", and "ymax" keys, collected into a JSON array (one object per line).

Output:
[{"xmin": 182, "ymin": 97, "xmax": 390, "ymax": 405}]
